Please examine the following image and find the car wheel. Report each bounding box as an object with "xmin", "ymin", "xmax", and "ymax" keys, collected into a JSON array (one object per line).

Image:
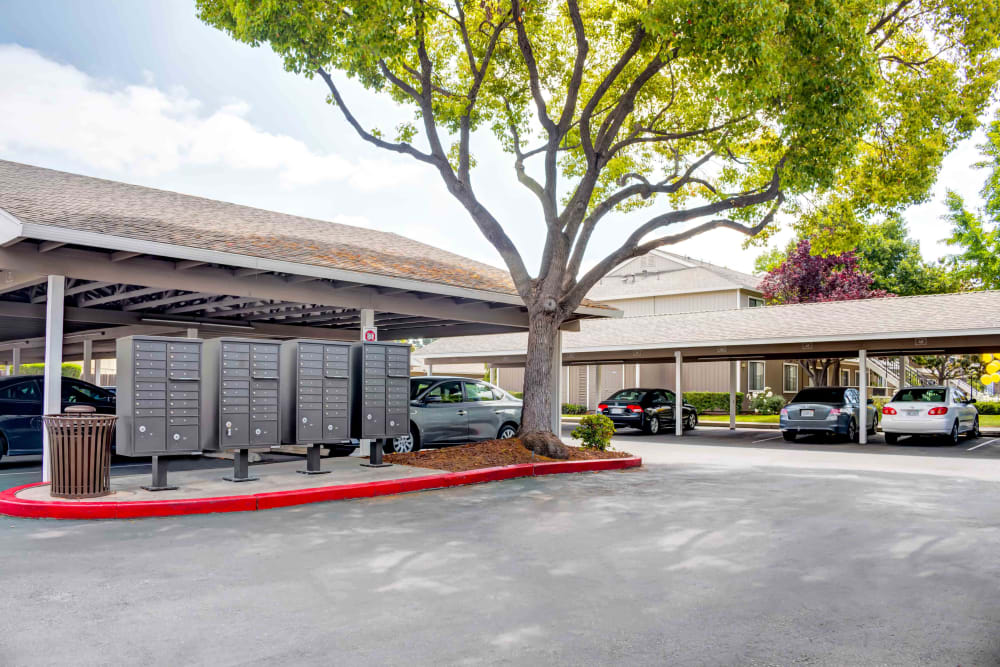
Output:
[
  {"xmin": 846, "ymin": 419, "xmax": 858, "ymax": 443},
  {"xmin": 497, "ymin": 423, "xmax": 518, "ymax": 440},
  {"xmin": 387, "ymin": 426, "xmax": 421, "ymax": 454},
  {"xmin": 645, "ymin": 415, "xmax": 660, "ymax": 435},
  {"xmin": 946, "ymin": 421, "xmax": 960, "ymax": 446},
  {"xmin": 969, "ymin": 416, "xmax": 981, "ymax": 439},
  {"xmin": 782, "ymin": 430, "xmax": 797, "ymax": 442},
  {"xmin": 683, "ymin": 412, "xmax": 697, "ymax": 430},
  {"xmin": 884, "ymin": 432, "xmax": 899, "ymax": 445}
]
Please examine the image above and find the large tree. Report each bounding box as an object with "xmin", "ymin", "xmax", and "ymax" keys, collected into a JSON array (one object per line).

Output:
[{"xmin": 198, "ymin": 0, "xmax": 1000, "ymax": 440}]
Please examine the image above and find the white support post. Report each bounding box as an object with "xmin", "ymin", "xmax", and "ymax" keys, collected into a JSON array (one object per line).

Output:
[
  {"xmin": 859, "ymin": 348, "xmax": 868, "ymax": 445},
  {"xmin": 354, "ymin": 308, "xmax": 376, "ymax": 458},
  {"xmin": 729, "ymin": 359, "xmax": 737, "ymax": 431},
  {"xmin": 427, "ymin": 363, "xmax": 434, "ymax": 376},
  {"xmin": 899, "ymin": 355, "xmax": 908, "ymax": 390},
  {"xmin": 11, "ymin": 346, "xmax": 20, "ymax": 375},
  {"xmin": 675, "ymin": 350, "xmax": 683, "ymax": 436},
  {"xmin": 551, "ymin": 331, "xmax": 563, "ymax": 434},
  {"xmin": 585, "ymin": 364, "xmax": 591, "ymax": 411},
  {"xmin": 82, "ymin": 339, "xmax": 93, "ymax": 383},
  {"xmin": 635, "ymin": 363, "xmax": 640, "ymax": 386},
  {"xmin": 620, "ymin": 362, "xmax": 625, "ymax": 389},
  {"xmin": 42, "ymin": 275, "xmax": 65, "ymax": 483}
]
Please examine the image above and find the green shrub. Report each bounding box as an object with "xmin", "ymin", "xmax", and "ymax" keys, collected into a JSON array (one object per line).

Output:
[
  {"xmin": 15, "ymin": 363, "xmax": 82, "ymax": 379},
  {"xmin": 511, "ymin": 391, "xmax": 523, "ymax": 399},
  {"xmin": 682, "ymin": 391, "xmax": 745, "ymax": 414},
  {"xmin": 570, "ymin": 414, "xmax": 615, "ymax": 451},
  {"xmin": 561, "ymin": 403, "xmax": 588, "ymax": 415},
  {"xmin": 974, "ymin": 401, "xmax": 1000, "ymax": 415},
  {"xmin": 749, "ymin": 388, "xmax": 785, "ymax": 415}
]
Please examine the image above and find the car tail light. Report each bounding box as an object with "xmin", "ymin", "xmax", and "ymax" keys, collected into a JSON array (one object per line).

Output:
[
  {"xmin": 882, "ymin": 406, "xmax": 897, "ymax": 415},
  {"xmin": 829, "ymin": 408, "xmax": 841, "ymax": 416},
  {"xmin": 627, "ymin": 404, "xmax": 643, "ymax": 413},
  {"xmin": 928, "ymin": 407, "xmax": 949, "ymax": 416},
  {"xmin": 780, "ymin": 408, "xmax": 788, "ymax": 416},
  {"xmin": 597, "ymin": 403, "xmax": 608, "ymax": 411}
]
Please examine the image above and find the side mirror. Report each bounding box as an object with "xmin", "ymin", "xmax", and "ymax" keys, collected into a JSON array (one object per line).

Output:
[{"xmin": 423, "ymin": 395, "xmax": 442, "ymax": 404}]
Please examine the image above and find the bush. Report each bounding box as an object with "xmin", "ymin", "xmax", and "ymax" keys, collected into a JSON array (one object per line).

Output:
[
  {"xmin": 682, "ymin": 391, "xmax": 745, "ymax": 414},
  {"xmin": 16, "ymin": 363, "xmax": 82, "ymax": 379},
  {"xmin": 511, "ymin": 391, "xmax": 523, "ymax": 399},
  {"xmin": 974, "ymin": 401, "xmax": 1000, "ymax": 415},
  {"xmin": 561, "ymin": 403, "xmax": 588, "ymax": 415},
  {"xmin": 570, "ymin": 414, "xmax": 616, "ymax": 451},
  {"xmin": 749, "ymin": 387, "xmax": 785, "ymax": 415}
]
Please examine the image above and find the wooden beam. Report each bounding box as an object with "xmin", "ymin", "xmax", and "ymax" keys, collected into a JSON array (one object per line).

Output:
[
  {"xmin": 0, "ymin": 271, "xmax": 46, "ymax": 295},
  {"xmin": 38, "ymin": 241, "xmax": 65, "ymax": 253},
  {"xmin": 123, "ymin": 291, "xmax": 214, "ymax": 311},
  {"xmin": 110, "ymin": 251, "xmax": 142, "ymax": 263},
  {"xmin": 78, "ymin": 286, "xmax": 166, "ymax": 308},
  {"xmin": 176, "ymin": 260, "xmax": 206, "ymax": 271}
]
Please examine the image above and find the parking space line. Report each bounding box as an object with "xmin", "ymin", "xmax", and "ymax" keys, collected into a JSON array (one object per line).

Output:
[
  {"xmin": 752, "ymin": 435, "xmax": 783, "ymax": 444},
  {"xmin": 967, "ymin": 437, "xmax": 1000, "ymax": 452}
]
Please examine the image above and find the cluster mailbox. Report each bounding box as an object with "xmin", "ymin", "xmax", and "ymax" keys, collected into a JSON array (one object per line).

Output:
[
  {"xmin": 116, "ymin": 335, "xmax": 203, "ymax": 457},
  {"xmin": 201, "ymin": 338, "xmax": 282, "ymax": 451},
  {"xmin": 352, "ymin": 342, "xmax": 410, "ymax": 440},
  {"xmin": 279, "ymin": 340, "xmax": 353, "ymax": 445}
]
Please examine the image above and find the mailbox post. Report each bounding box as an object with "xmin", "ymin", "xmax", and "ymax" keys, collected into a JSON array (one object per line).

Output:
[
  {"xmin": 201, "ymin": 338, "xmax": 282, "ymax": 482},
  {"xmin": 279, "ymin": 339, "xmax": 353, "ymax": 474},
  {"xmin": 115, "ymin": 335, "xmax": 204, "ymax": 491},
  {"xmin": 352, "ymin": 341, "xmax": 410, "ymax": 467}
]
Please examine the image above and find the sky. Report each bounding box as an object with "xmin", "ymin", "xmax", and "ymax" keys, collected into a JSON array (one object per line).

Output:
[{"xmin": 0, "ymin": 0, "xmax": 992, "ymax": 277}]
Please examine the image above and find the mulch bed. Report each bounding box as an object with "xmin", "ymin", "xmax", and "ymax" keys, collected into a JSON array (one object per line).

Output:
[{"xmin": 383, "ymin": 438, "xmax": 633, "ymax": 473}]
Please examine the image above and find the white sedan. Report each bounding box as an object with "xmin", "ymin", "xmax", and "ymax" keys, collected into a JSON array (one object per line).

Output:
[{"xmin": 880, "ymin": 386, "xmax": 980, "ymax": 445}]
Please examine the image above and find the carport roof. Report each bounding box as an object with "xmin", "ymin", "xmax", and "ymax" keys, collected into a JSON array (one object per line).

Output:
[
  {"xmin": 0, "ymin": 160, "xmax": 601, "ymax": 304},
  {"xmin": 415, "ymin": 291, "xmax": 1000, "ymax": 363}
]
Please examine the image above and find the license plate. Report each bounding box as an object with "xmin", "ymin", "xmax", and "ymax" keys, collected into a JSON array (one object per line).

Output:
[
  {"xmin": 801, "ymin": 409, "xmax": 814, "ymax": 417},
  {"xmin": 611, "ymin": 408, "xmax": 624, "ymax": 414},
  {"xmin": 905, "ymin": 410, "xmax": 919, "ymax": 417}
]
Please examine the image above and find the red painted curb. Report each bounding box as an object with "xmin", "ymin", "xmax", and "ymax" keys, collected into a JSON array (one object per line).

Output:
[{"xmin": 0, "ymin": 457, "xmax": 641, "ymax": 520}]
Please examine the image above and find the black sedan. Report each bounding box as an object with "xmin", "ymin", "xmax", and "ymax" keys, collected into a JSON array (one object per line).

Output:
[
  {"xmin": 0, "ymin": 375, "xmax": 116, "ymax": 461},
  {"xmin": 597, "ymin": 388, "xmax": 698, "ymax": 435}
]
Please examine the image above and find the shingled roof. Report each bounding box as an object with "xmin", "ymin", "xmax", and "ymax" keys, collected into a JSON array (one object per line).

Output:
[
  {"xmin": 0, "ymin": 160, "xmax": 520, "ymax": 296},
  {"xmin": 415, "ymin": 291, "xmax": 1000, "ymax": 359}
]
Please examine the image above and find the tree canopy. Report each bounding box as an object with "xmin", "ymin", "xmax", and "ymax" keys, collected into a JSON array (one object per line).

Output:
[
  {"xmin": 197, "ymin": 0, "xmax": 1000, "ymax": 434},
  {"xmin": 945, "ymin": 111, "xmax": 1000, "ymax": 290},
  {"xmin": 759, "ymin": 239, "xmax": 890, "ymax": 304}
]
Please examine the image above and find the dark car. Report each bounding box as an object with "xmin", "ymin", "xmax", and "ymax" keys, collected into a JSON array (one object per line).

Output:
[
  {"xmin": 0, "ymin": 375, "xmax": 116, "ymax": 461},
  {"xmin": 597, "ymin": 388, "xmax": 697, "ymax": 435},
  {"xmin": 779, "ymin": 386, "xmax": 878, "ymax": 442}
]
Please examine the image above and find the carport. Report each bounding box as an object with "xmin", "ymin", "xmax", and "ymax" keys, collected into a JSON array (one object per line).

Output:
[
  {"xmin": 0, "ymin": 160, "xmax": 612, "ymax": 480},
  {"xmin": 416, "ymin": 290, "xmax": 1000, "ymax": 444}
]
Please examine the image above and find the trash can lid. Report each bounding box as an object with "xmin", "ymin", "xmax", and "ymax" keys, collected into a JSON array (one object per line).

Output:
[{"xmin": 64, "ymin": 405, "xmax": 97, "ymax": 414}]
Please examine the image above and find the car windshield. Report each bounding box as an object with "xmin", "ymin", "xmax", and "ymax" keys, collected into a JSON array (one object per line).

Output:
[
  {"xmin": 410, "ymin": 379, "xmax": 437, "ymax": 400},
  {"xmin": 791, "ymin": 388, "xmax": 845, "ymax": 404},
  {"xmin": 893, "ymin": 388, "xmax": 948, "ymax": 403},
  {"xmin": 607, "ymin": 389, "xmax": 646, "ymax": 402}
]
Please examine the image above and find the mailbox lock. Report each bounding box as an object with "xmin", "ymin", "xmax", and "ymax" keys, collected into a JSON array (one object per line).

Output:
[
  {"xmin": 367, "ymin": 413, "xmax": 373, "ymax": 421},
  {"xmin": 225, "ymin": 420, "xmax": 233, "ymax": 437},
  {"xmin": 138, "ymin": 425, "xmax": 147, "ymax": 433},
  {"xmin": 327, "ymin": 424, "xmax": 333, "ymax": 431},
  {"xmin": 255, "ymin": 428, "xmax": 262, "ymax": 436},
  {"xmin": 173, "ymin": 433, "xmax": 181, "ymax": 441},
  {"xmin": 301, "ymin": 417, "xmax": 308, "ymax": 424},
  {"xmin": 389, "ymin": 420, "xmax": 396, "ymax": 427}
]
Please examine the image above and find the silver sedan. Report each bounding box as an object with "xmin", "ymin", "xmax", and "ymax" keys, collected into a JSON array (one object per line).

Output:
[{"xmin": 389, "ymin": 376, "xmax": 523, "ymax": 453}]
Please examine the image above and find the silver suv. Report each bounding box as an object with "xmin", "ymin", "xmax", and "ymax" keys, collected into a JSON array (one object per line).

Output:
[{"xmin": 390, "ymin": 376, "xmax": 523, "ymax": 453}]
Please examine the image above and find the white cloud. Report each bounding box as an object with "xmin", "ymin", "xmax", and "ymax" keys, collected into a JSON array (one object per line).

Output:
[{"xmin": 0, "ymin": 44, "xmax": 417, "ymax": 190}]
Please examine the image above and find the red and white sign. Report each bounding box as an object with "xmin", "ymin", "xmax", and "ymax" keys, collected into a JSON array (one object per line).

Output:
[{"xmin": 363, "ymin": 327, "xmax": 378, "ymax": 342}]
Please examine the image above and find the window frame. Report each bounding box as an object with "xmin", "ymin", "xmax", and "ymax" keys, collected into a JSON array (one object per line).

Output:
[
  {"xmin": 782, "ymin": 363, "xmax": 799, "ymax": 394},
  {"xmin": 747, "ymin": 361, "xmax": 765, "ymax": 392},
  {"xmin": 463, "ymin": 381, "xmax": 499, "ymax": 402},
  {"xmin": 747, "ymin": 296, "xmax": 765, "ymax": 308}
]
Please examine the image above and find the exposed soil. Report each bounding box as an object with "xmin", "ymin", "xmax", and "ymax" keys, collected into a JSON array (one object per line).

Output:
[{"xmin": 383, "ymin": 438, "xmax": 633, "ymax": 472}]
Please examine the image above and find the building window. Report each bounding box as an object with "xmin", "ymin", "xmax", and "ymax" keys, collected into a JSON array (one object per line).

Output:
[
  {"xmin": 748, "ymin": 361, "xmax": 765, "ymax": 392},
  {"xmin": 748, "ymin": 296, "xmax": 765, "ymax": 308},
  {"xmin": 840, "ymin": 369, "xmax": 851, "ymax": 386},
  {"xmin": 783, "ymin": 363, "xmax": 799, "ymax": 393}
]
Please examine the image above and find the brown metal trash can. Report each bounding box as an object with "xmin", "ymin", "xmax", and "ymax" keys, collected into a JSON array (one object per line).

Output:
[{"xmin": 43, "ymin": 410, "xmax": 118, "ymax": 499}]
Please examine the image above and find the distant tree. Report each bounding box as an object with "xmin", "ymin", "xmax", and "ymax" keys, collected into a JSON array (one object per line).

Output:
[
  {"xmin": 198, "ymin": 0, "xmax": 1000, "ymax": 439},
  {"xmin": 911, "ymin": 354, "xmax": 981, "ymax": 386},
  {"xmin": 945, "ymin": 112, "xmax": 1000, "ymax": 290},
  {"xmin": 760, "ymin": 239, "xmax": 892, "ymax": 385},
  {"xmin": 855, "ymin": 217, "xmax": 964, "ymax": 295}
]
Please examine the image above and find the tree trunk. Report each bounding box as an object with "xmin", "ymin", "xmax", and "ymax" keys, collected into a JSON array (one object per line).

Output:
[{"xmin": 519, "ymin": 310, "xmax": 561, "ymax": 435}]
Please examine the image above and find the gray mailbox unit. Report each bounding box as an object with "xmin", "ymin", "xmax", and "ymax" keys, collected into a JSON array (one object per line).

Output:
[
  {"xmin": 351, "ymin": 341, "xmax": 410, "ymax": 440},
  {"xmin": 115, "ymin": 336, "xmax": 202, "ymax": 491},
  {"xmin": 279, "ymin": 339, "xmax": 353, "ymax": 445},
  {"xmin": 200, "ymin": 338, "xmax": 282, "ymax": 451},
  {"xmin": 116, "ymin": 335, "xmax": 204, "ymax": 458}
]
